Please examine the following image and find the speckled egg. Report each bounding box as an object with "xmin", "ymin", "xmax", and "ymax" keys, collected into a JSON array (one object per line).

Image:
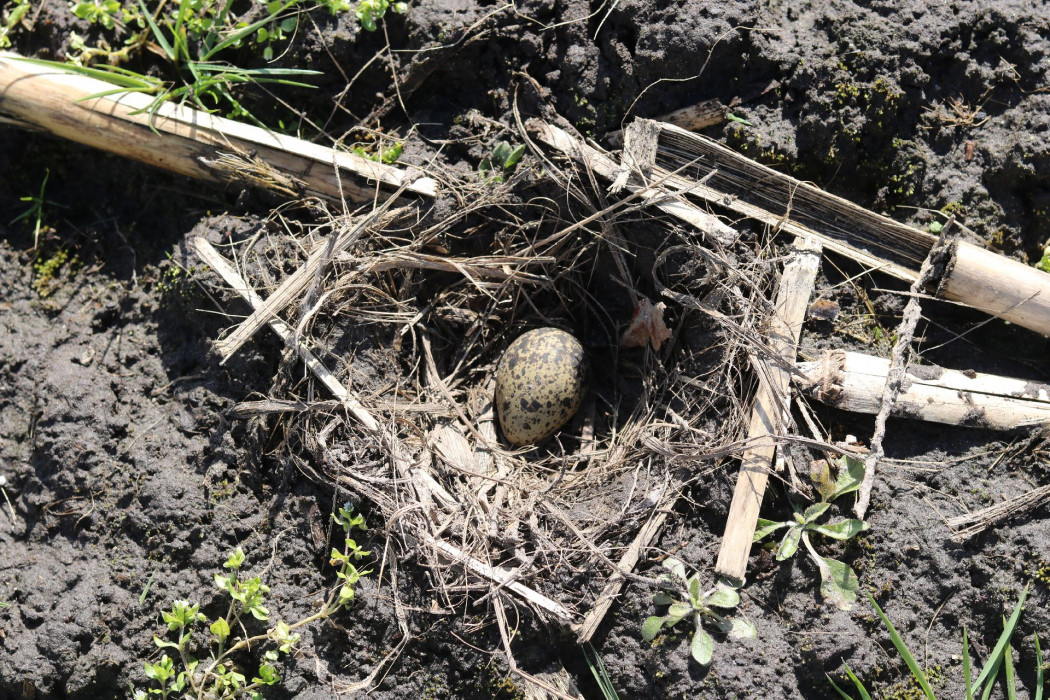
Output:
[{"xmin": 495, "ymin": 327, "xmax": 588, "ymax": 446}]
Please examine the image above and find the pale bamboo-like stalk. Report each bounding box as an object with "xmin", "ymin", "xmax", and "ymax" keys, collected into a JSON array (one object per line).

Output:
[
  {"xmin": 795, "ymin": 349, "xmax": 1050, "ymax": 431},
  {"xmin": 0, "ymin": 51, "xmax": 437, "ymax": 203}
]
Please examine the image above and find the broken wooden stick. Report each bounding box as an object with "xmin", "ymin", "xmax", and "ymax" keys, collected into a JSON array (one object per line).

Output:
[
  {"xmin": 0, "ymin": 51, "xmax": 437, "ymax": 203},
  {"xmin": 643, "ymin": 119, "xmax": 1050, "ymax": 338},
  {"xmin": 605, "ymin": 98, "xmax": 726, "ymax": 147},
  {"xmin": 795, "ymin": 349, "xmax": 1050, "ymax": 432},
  {"xmin": 527, "ymin": 118, "xmax": 739, "ymax": 247},
  {"xmin": 945, "ymin": 484, "xmax": 1050, "ymax": 542},
  {"xmin": 715, "ymin": 237, "xmax": 822, "ymax": 583}
]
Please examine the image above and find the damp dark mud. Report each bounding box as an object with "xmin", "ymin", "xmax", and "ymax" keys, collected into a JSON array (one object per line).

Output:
[{"xmin": 2, "ymin": 1, "xmax": 1050, "ymax": 699}]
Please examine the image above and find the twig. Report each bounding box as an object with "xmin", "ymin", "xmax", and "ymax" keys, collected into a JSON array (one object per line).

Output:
[{"xmin": 854, "ymin": 218, "xmax": 957, "ymax": 519}]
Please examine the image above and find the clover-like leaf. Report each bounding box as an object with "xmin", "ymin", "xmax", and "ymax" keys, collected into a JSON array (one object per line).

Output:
[
  {"xmin": 775, "ymin": 525, "xmax": 802, "ymax": 561},
  {"xmin": 690, "ymin": 626, "xmax": 714, "ymax": 665},
  {"xmin": 810, "ymin": 518, "xmax": 869, "ymax": 541}
]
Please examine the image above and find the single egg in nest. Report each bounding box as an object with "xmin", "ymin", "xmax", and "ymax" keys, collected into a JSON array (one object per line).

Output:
[{"xmin": 495, "ymin": 327, "xmax": 589, "ymax": 446}]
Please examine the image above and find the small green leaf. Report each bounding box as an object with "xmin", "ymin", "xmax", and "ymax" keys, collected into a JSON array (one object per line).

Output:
[
  {"xmin": 830, "ymin": 455, "xmax": 866, "ymax": 500},
  {"xmin": 652, "ymin": 591, "xmax": 673, "ymax": 606},
  {"xmin": 776, "ymin": 526, "xmax": 802, "ymax": 561},
  {"xmin": 641, "ymin": 615, "xmax": 666, "ymax": 641},
  {"xmin": 810, "ymin": 518, "xmax": 869, "ymax": 541},
  {"xmin": 802, "ymin": 501, "xmax": 832, "ymax": 523},
  {"xmin": 690, "ymin": 626, "xmax": 714, "ymax": 665},
  {"xmin": 818, "ymin": 557, "xmax": 861, "ymax": 611},
  {"xmin": 754, "ymin": 518, "xmax": 789, "ymax": 542},
  {"xmin": 728, "ymin": 616, "xmax": 757, "ymax": 640},
  {"xmin": 662, "ymin": 557, "xmax": 687, "ymax": 580},
  {"xmin": 667, "ymin": 602, "xmax": 692, "ymax": 625},
  {"xmin": 705, "ymin": 583, "xmax": 740, "ymax": 609},
  {"xmin": 504, "ymin": 144, "xmax": 525, "ymax": 171},
  {"xmin": 687, "ymin": 576, "xmax": 701, "ymax": 605},
  {"xmin": 210, "ymin": 617, "xmax": 230, "ymax": 643},
  {"xmin": 224, "ymin": 548, "xmax": 246, "ymax": 569},
  {"xmin": 726, "ymin": 113, "xmax": 753, "ymax": 126}
]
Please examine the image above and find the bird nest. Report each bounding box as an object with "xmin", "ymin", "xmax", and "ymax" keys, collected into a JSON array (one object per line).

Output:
[{"xmin": 191, "ymin": 119, "xmax": 778, "ymax": 651}]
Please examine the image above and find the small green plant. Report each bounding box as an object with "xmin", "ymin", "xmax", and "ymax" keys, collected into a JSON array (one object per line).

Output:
[
  {"xmin": 11, "ymin": 169, "xmax": 65, "ymax": 250},
  {"xmin": 354, "ymin": 0, "xmax": 406, "ymax": 31},
  {"xmin": 32, "ymin": 247, "xmax": 76, "ymax": 298},
  {"xmin": 582, "ymin": 642, "xmax": 620, "ymax": 700},
  {"xmin": 350, "ymin": 141, "xmax": 403, "ymax": 164},
  {"xmin": 70, "ymin": 0, "xmax": 124, "ymax": 29},
  {"xmin": 754, "ymin": 455, "xmax": 869, "ymax": 610},
  {"xmin": 17, "ymin": 0, "xmax": 322, "ymax": 127},
  {"xmin": 828, "ymin": 587, "xmax": 1040, "ymax": 700},
  {"xmin": 135, "ymin": 506, "xmax": 371, "ymax": 699},
  {"xmin": 479, "ymin": 141, "xmax": 526, "ymax": 183},
  {"xmin": 641, "ymin": 558, "xmax": 756, "ymax": 666},
  {"xmin": 1036, "ymin": 240, "xmax": 1050, "ymax": 273},
  {"xmin": 0, "ymin": 0, "xmax": 31, "ymax": 48}
]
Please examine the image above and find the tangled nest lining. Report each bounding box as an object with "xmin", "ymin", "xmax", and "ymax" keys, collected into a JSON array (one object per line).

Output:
[{"xmin": 194, "ymin": 116, "xmax": 784, "ymax": 659}]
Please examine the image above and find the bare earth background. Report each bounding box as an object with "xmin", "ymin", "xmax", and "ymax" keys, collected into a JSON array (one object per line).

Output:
[{"xmin": 3, "ymin": 1, "xmax": 1050, "ymax": 698}]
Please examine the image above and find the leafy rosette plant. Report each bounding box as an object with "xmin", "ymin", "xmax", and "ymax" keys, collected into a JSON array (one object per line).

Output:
[
  {"xmin": 754, "ymin": 455, "xmax": 869, "ymax": 610},
  {"xmin": 642, "ymin": 558, "xmax": 756, "ymax": 665}
]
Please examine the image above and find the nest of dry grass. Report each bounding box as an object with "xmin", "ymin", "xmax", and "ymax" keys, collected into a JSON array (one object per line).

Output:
[{"xmin": 193, "ymin": 117, "xmax": 781, "ymax": 664}]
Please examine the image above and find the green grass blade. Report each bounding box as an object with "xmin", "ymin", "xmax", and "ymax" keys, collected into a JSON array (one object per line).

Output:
[
  {"xmin": 582, "ymin": 643, "xmax": 620, "ymax": 700},
  {"xmin": 973, "ymin": 586, "xmax": 1029, "ymax": 690},
  {"xmin": 1036, "ymin": 634, "xmax": 1044, "ymax": 700},
  {"xmin": 964, "ymin": 628, "xmax": 973, "ymax": 700},
  {"xmin": 201, "ymin": 0, "xmax": 298, "ymax": 60},
  {"xmin": 826, "ymin": 674, "xmax": 856, "ymax": 700},
  {"xmin": 868, "ymin": 594, "xmax": 936, "ymax": 699},
  {"xmin": 980, "ymin": 652, "xmax": 1003, "ymax": 700},
  {"xmin": 827, "ymin": 664, "xmax": 872, "ymax": 700},
  {"xmin": 140, "ymin": 0, "xmax": 176, "ymax": 61},
  {"xmin": 1004, "ymin": 629, "xmax": 1017, "ymax": 700},
  {"xmin": 8, "ymin": 57, "xmax": 158, "ymax": 89}
]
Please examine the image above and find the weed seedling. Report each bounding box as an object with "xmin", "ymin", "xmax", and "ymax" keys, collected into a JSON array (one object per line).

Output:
[
  {"xmin": 641, "ymin": 558, "xmax": 756, "ymax": 665},
  {"xmin": 354, "ymin": 0, "xmax": 406, "ymax": 31},
  {"xmin": 828, "ymin": 587, "xmax": 1039, "ymax": 700},
  {"xmin": 135, "ymin": 505, "xmax": 371, "ymax": 699},
  {"xmin": 753, "ymin": 454, "xmax": 869, "ymax": 610},
  {"xmin": 11, "ymin": 169, "xmax": 65, "ymax": 250},
  {"xmin": 0, "ymin": 0, "xmax": 30, "ymax": 48},
  {"xmin": 1036, "ymin": 239, "xmax": 1050, "ymax": 273},
  {"xmin": 479, "ymin": 141, "xmax": 526, "ymax": 183}
]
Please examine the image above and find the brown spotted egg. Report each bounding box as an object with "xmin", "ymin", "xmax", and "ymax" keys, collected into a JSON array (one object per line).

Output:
[{"xmin": 495, "ymin": 327, "xmax": 588, "ymax": 446}]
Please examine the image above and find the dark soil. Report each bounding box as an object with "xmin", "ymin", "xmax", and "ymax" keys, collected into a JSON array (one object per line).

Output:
[{"xmin": 3, "ymin": 1, "xmax": 1050, "ymax": 699}]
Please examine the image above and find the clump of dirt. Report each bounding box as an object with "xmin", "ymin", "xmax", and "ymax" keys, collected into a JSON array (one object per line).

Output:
[{"xmin": 3, "ymin": 2, "xmax": 1050, "ymax": 700}]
